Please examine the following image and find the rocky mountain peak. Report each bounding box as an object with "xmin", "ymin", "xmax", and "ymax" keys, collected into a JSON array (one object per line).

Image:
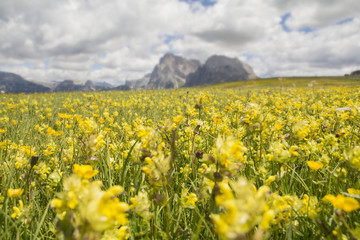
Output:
[
  {"xmin": 185, "ymin": 55, "xmax": 257, "ymax": 87},
  {"xmin": 84, "ymin": 80, "xmax": 96, "ymax": 91},
  {"xmin": 160, "ymin": 53, "xmax": 176, "ymax": 62},
  {"xmin": 205, "ymin": 55, "xmax": 239, "ymax": 68},
  {"xmin": 147, "ymin": 53, "xmax": 201, "ymax": 89}
]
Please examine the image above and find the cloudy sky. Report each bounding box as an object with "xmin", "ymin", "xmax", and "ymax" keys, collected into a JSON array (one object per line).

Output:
[{"xmin": 0, "ymin": 0, "xmax": 359, "ymax": 85}]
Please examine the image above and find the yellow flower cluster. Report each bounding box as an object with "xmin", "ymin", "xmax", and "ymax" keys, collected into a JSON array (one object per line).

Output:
[
  {"xmin": 130, "ymin": 191, "xmax": 152, "ymax": 220},
  {"xmin": 73, "ymin": 163, "xmax": 99, "ymax": 179},
  {"xmin": 204, "ymin": 135, "xmax": 247, "ymax": 175},
  {"xmin": 210, "ymin": 178, "xmax": 273, "ymax": 239},
  {"xmin": 181, "ymin": 189, "xmax": 198, "ymax": 209},
  {"xmin": 51, "ymin": 172, "xmax": 129, "ymax": 238},
  {"xmin": 324, "ymin": 194, "xmax": 360, "ymax": 212}
]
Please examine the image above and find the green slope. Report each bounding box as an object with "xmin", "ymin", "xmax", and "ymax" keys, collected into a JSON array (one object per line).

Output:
[{"xmin": 189, "ymin": 76, "xmax": 360, "ymax": 90}]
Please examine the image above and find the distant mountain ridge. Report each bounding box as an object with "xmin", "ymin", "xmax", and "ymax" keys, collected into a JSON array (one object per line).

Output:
[
  {"xmin": 350, "ymin": 70, "xmax": 360, "ymax": 76},
  {"xmin": 0, "ymin": 71, "xmax": 50, "ymax": 93},
  {"xmin": 0, "ymin": 53, "xmax": 258, "ymax": 93},
  {"xmin": 0, "ymin": 71, "xmax": 114, "ymax": 93},
  {"xmin": 53, "ymin": 80, "xmax": 96, "ymax": 92}
]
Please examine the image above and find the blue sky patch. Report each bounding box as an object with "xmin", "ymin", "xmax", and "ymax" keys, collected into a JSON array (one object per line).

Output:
[
  {"xmin": 24, "ymin": 61, "xmax": 31, "ymax": 68},
  {"xmin": 43, "ymin": 59, "xmax": 51, "ymax": 69},
  {"xmin": 97, "ymin": 52, "xmax": 107, "ymax": 58},
  {"xmin": 241, "ymin": 53, "xmax": 266, "ymax": 63},
  {"xmin": 337, "ymin": 17, "xmax": 354, "ymax": 25},
  {"xmin": 92, "ymin": 63, "xmax": 103, "ymax": 71},
  {"xmin": 280, "ymin": 13, "xmax": 292, "ymax": 32},
  {"xmin": 299, "ymin": 27, "xmax": 314, "ymax": 34},
  {"xmin": 179, "ymin": 0, "xmax": 217, "ymax": 7},
  {"xmin": 163, "ymin": 34, "xmax": 184, "ymax": 44},
  {"xmin": 4, "ymin": 62, "xmax": 31, "ymax": 68}
]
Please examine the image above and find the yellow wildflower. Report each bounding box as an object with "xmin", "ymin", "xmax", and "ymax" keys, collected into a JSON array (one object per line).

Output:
[
  {"xmin": 46, "ymin": 127, "xmax": 56, "ymax": 135},
  {"xmin": 173, "ymin": 115, "xmax": 184, "ymax": 124},
  {"xmin": 73, "ymin": 164, "xmax": 99, "ymax": 179},
  {"xmin": 289, "ymin": 146, "xmax": 298, "ymax": 157},
  {"xmin": 260, "ymin": 209, "xmax": 275, "ymax": 230},
  {"xmin": 222, "ymin": 200, "xmax": 237, "ymax": 223},
  {"xmin": 212, "ymin": 135, "xmax": 247, "ymax": 171},
  {"xmin": 85, "ymin": 183, "xmax": 129, "ymax": 231},
  {"xmin": 300, "ymin": 194, "xmax": 319, "ymax": 219},
  {"xmin": 181, "ymin": 189, "xmax": 198, "ymax": 209},
  {"xmin": 211, "ymin": 178, "xmax": 272, "ymax": 239},
  {"xmin": 58, "ymin": 113, "xmax": 73, "ymax": 119},
  {"xmin": 348, "ymin": 188, "xmax": 360, "ymax": 195},
  {"xmin": 224, "ymin": 106, "xmax": 232, "ymax": 111},
  {"xmin": 52, "ymin": 174, "xmax": 130, "ymax": 234},
  {"xmin": 307, "ymin": 161, "xmax": 323, "ymax": 170},
  {"xmin": 66, "ymin": 191, "xmax": 78, "ymax": 209},
  {"xmin": 118, "ymin": 226, "xmax": 130, "ymax": 240},
  {"xmin": 215, "ymin": 181, "xmax": 234, "ymax": 205},
  {"xmin": 43, "ymin": 149, "xmax": 54, "ymax": 156},
  {"xmin": 50, "ymin": 198, "xmax": 63, "ymax": 209},
  {"xmin": 130, "ymin": 191, "xmax": 152, "ymax": 220},
  {"xmin": 213, "ymin": 118, "xmax": 222, "ymax": 124},
  {"xmin": 11, "ymin": 200, "xmax": 23, "ymax": 218},
  {"xmin": 7, "ymin": 188, "xmax": 24, "ymax": 198},
  {"xmin": 274, "ymin": 123, "xmax": 282, "ymax": 130},
  {"xmin": 210, "ymin": 214, "xmax": 229, "ymax": 235},
  {"xmin": 324, "ymin": 194, "xmax": 360, "ymax": 212},
  {"xmin": 98, "ymin": 118, "xmax": 105, "ymax": 124},
  {"xmin": 187, "ymin": 193, "xmax": 198, "ymax": 208},
  {"xmin": 265, "ymin": 175, "xmax": 276, "ymax": 186}
]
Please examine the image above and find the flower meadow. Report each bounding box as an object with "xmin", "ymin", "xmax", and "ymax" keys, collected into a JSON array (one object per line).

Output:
[{"xmin": 1, "ymin": 83, "xmax": 360, "ymax": 239}]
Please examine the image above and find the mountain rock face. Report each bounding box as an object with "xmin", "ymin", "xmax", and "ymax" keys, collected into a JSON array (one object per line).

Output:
[
  {"xmin": 94, "ymin": 81, "xmax": 114, "ymax": 89},
  {"xmin": 54, "ymin": 80, "xmax": 97, "ymax": 92},
  {"xmin": 125, "ymin": 73, "xmax": 151, "ymax": 89},
  {"xmin": 350, "ymin": 70, "xmax": 360, "ymax": 76},
  {"xmin": 147, "ymin": 53, "xmax": 201, "ymax": 89},
  {"xmin": 83, "ymin": 80, "xmax": 96, "ymax": 91},
  {"xmin": 54, "ymin": 80, "xmax": 82, "ymax": 92},
  {"xmin": 113, "ymin": 84, "xmax": 131, "ymax": 91},
  {"xmin": 123, "ymin": 53, "xmax": 258, "ymax": 89},
  {"xmin": 0, "ymin": 71, "xmax": 50, "ymax": 93},
  {"xmin": 185, "ymin": 55, "xmax": 257, "ymax": 87}
]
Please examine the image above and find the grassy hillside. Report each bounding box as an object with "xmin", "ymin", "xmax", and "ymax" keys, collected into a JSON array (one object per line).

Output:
[{"xmin": 194, "ymin": 76, "xmax": 360, "ymax": 90}]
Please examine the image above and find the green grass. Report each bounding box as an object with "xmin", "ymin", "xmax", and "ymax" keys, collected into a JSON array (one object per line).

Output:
[{"xmin": 193, "ymin": 76, "xmax": 360, "ymax": 90}]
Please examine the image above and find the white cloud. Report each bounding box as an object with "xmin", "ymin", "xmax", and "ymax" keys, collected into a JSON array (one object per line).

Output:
[
  {"xmin": 0, "ymin": 0, "xmax": 359, "ymax": 84},
  {"xmin": 272, "ymin": 0, "xmax": 360, "ymax": 28}
]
